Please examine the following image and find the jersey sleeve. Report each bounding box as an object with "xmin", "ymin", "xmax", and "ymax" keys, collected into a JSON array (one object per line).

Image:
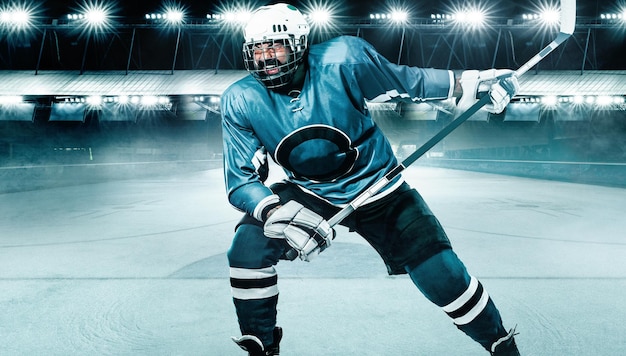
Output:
[
  {"xmin": 346, "ymin": 37, "xmax": 455, "ymax": 103},
  {"xmin": 220, "ymin": 84, "xmax": 277, "ymax": 220}
]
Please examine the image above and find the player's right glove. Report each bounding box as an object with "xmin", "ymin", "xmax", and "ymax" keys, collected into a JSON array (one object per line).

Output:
[
  {"xmin": 263, "ymin": 200, "xmax": 334, "ymax": 262},
  {"xmin": 457, "ymin": 69, "xmax": 519, "ymax": 115}
]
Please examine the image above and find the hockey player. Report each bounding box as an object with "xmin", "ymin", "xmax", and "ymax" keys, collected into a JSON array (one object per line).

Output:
[{"xmin": 221, "ymin": 3, "xmax": 520, "ymax": 355}]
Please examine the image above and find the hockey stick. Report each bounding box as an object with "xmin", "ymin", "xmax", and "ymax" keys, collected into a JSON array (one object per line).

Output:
[{"xmin": 327, "ymin": 0, "xmax": 576, "ymax": 227}]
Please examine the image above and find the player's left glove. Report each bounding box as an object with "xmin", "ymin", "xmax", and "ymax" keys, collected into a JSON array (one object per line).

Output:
[
  {"xmin": 457, "ymin": 69, "xmax": 520, "ymax": 114},
  {"xmin": 264, "ymin": 200, "xmax": 334, "ymax": 262}
]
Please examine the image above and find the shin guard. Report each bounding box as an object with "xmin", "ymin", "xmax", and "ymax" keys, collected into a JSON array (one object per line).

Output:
[{"xmin": 407, "ymin": 250, "xmax": 508, "ymax": 350}]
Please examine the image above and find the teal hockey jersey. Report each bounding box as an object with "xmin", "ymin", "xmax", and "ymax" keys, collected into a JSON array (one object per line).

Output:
[{"xmin": 221, "ymin": 35, "xmax": 454, "ymax": 219}]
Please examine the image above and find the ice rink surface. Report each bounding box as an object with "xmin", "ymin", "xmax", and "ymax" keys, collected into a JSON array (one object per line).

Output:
[{"xmin": 1, "ymin": 165, "xmax": 625, "ymax": 355}]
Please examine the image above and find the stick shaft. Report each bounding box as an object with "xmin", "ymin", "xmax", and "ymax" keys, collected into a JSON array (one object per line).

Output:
[
  {"xmin": 327, "ymin": 94, "xmax": 491, "ymax": 227},
  {"xmin": 327, "ymin": 0, "xmax": 576, "ymax": 228}
]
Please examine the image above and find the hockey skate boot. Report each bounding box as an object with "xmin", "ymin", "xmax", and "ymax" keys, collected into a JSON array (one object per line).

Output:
[
  {"xmin": 490, "ymin": 327, "xmax": 520, "ymax": 356},
  {"xmin": 233, "ymin": 327, "xmax": 282, "ymax": 356}
]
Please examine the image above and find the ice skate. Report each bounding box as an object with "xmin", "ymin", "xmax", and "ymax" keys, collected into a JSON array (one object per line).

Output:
[
  {"xmin": 232, "ymin": 327, "xmax": 282, "ymax": 356},
  {"xmin": 490, "ymin": 328, "xmax": 520, "ymax": 356}
]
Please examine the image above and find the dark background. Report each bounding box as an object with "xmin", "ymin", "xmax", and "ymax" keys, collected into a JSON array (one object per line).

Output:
[{"xmin": 1, "ymin": 0, "xmax": 625, "ymax": 192}]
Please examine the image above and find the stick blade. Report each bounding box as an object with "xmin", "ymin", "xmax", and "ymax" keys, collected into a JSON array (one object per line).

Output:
[{"xmin": 559, "ymin": 0, "xmax": 576, "ymax": 35}]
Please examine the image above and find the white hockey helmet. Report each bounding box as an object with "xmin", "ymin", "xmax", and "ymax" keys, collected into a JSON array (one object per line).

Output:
[{"xmin": 242, "ymin": 3, "xmax": 310, "ymax": 89}]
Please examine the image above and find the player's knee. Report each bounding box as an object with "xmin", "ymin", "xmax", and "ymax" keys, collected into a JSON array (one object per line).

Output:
[
  {"xmin": 228, "ymin": 224, "xmax": 261, "ymax": 266},
  {"xmin": 228, "ymin": 223, "xmax": 283, "ymax": 268},
  {"xmin": 406, "ymin": 249, "xmax": 471, "ymax": 306}
]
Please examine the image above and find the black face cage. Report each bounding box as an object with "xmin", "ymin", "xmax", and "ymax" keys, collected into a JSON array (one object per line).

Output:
[{"xmin": 242, "ymin": 35, "xmax": 307, "ymax": 89}]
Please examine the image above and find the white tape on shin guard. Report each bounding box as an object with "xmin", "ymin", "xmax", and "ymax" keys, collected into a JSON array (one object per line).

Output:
[
  {"xmin": 442, "ymin": 276, "xmax": 490, "ymax": 325},
  {"xmin": 230, "ymin": 267, "xmax": 279, "ymax": 300}
]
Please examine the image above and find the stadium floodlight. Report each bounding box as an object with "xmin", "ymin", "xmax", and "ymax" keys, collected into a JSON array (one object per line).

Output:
[
  {"xmin": 211, "ymin": 3, "xmax": 254, "ymax": 26},
  {"xmin": 390, "ymin": 9, "xmax": 408, "ymax": 23},
  {"xmin": 596, "ymin": 96, "xmax": 614, "ymax": 106},
  {"xmin": 523, "ymin": 2, "xmax": 565, "ymax": 30},
  {"xmin": 141, "ymin": 95, "xmax": 158, "ymax": 106},
  {"xmin": 453, "ymin": 8, "xmax": 486, "ymax": 29},
  {"xmin": 572, "ymin": 95, "xmax": 585, "ymax": 105},
  {"xmin": 431, "ymin": 13, "xmax": 453, "ymax": 24},
  {"xmin": 117, "ymin": 95, "xmax": 130, "ymax": 105},
  {"xmin": 301, "ymin": 0, "xmax": 342, "ymax": 24},
  {"xmin": 67, "ymin": 1, "xmax": 114, "ymax": 33},
  {"xmin": 139, "ymin": 95, "xmax": 170, "ymax": 107},
  {"xmin": 217, "ymin": 9, "xmax": 252, "ymax": 24},
  {"xmin": 600, "ymin": 9, "xmax": 626, "ymax": 23},
  {"xmin": 306, "ymin": 8, "xmax": 332, "ymax": 25},
  {"xmin": 86, "ymin": 96, "xmax": 103, "ymax": 107},
  {"xmin": 164, "ymin": 8, "xmax": 184, "ymax": 24},
  {"xmin": 223, "ymin": 11, "xmax": 237, "ymax": 22},
  {"xmin": 85, "ymin": 8, "xmax": 107, "ymax": 26},
  {"xmin": 446, "ymin": 3, "xmax": 489, "ymax": 30},
  {"xmin": 144, "ymin": 4, "xmax": 186, "ymax": 25},
  {"xmin": 368, "ymin": 10, "xmax": 408, "ymax": 24},
  {"xmin": 0, "ymin": 95, "xmax": 24, "ymax": 105},
  {"xmin": 302, "ymin": 2, "xmax": 342, "ymax": 36},
  {"xmin": 540, "ymin": 8, "xmax": 561, "ymax": 25},
  {"xmin": 522, "ymin": 13, "xmax": 539, "ymax": 21},
  {"xmin": 0, "ymin": 4, "xmax": 34, "ymax": 32},
  {"xmin": 541, "ymin": 95, "xmax": 558, "ymax": 107},
  {"xmin": 145, "ymin": 11, "xmax": 184, "ymax": 24}
]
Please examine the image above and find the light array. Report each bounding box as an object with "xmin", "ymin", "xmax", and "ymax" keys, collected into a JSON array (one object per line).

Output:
[
  {"xmin": 0, "ymin": 95, "xmax": 224, "ymax": 107},
  {"xmin": 2, "ymin": 1, "xmax": 626, "ymax": 31},
  {"xmin": 67, "ymin": 10, "xmax": 106, "ymax": 23},
  {"xmin": 0, "ymin": 95, "xmax": 24, "ymax": 105},
  {"xmin": 145, "ymin": 10, "xmax": 185, "ymax": 24},
  {"xmin": 600, "ymin": 12, "xmax": 626, "ymax": 22},
  {"xmin": 60, "ymin": 95, "xmax": 172, "ymax": 108},
  {"xmin": 206, "ymin": 11, "xmax": 252, "ymax": 24},
  {"xmin": 431, "ymin": 13, "xmax": 455, "ymax": 23},
  {"xmin": 0, "ymin": 5, "xmax": 32, "ymax": 29},
  {"xmin": 193, "ymin": 96, "xmax": 220, "ymax": 105},
  {"xmin": 206, "ymin": 10, "xmax": 332, "ymax": 26},
  {"xmin": 369, "ymin": 11, "xmax": 409, "ymax": 23},
  {"xmin": 453, "ymin": 10, "xmax": 486, "ymax": 28},
  {"xmin": 305, "ymin": 9, "xmax": 332, "ymax": 25},
  {"xmin": 518, "ymin": 96, "xmax": 626, "ymax": 107},
  {"xmin": 5, "ymin": 95, "xmax": 625, "ymax": 110},
  {"xmin": 522, "ymin": 10, "xmax": 560, "ymax": 24}
]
